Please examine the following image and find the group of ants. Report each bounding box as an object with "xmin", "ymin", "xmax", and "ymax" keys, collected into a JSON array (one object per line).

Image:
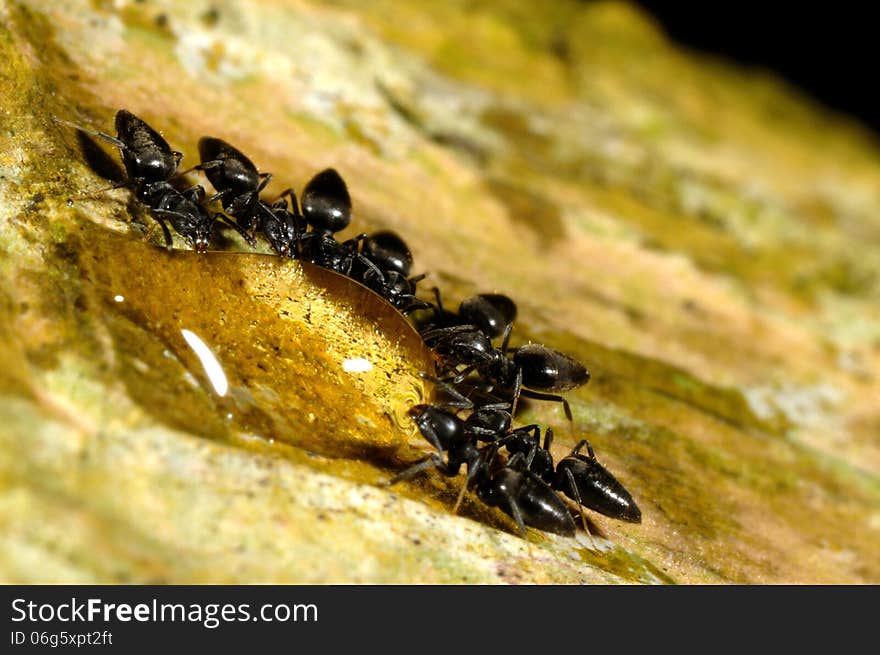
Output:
[{"xmin": 57, "ymin": 109, "xmax": 642, "ymax": 542}]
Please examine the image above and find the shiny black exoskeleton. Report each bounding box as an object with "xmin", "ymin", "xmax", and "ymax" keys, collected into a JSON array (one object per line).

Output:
[
  {"xmin": 362, "ymin": 230, "xmax": 413, "ymax": 277},
  {"xmin": 421, "ymin": 290, "xmax": 517, "ymax": 340},
  {"xmin": 56, "ymin": 109, "xmax": 215, "ymax": 251},
  {"xmin": 195, "ymin": 137, "xmax": 303, "ymax": 254},
  {"xmin": 352, "ymin": 231, "xmax": 431, "ymax": 314},
  {"xmin": 553, "ymin": 440, "xmax": 641, "ymax": 523},
  {"xmin": 460, "ymin": 293, "xmax": 517, "ymax": 339},
  {"xmin": 420, "ymin": 323, "xmax": 590, "ymax": 421},
  {"xmin": 389, "ymin": 405, "xmax": 484, "ymax": 484},
  {"xmin": 390, "ymin": 405, "xmax": 575, "ymax": 537},
  {"xmin": 475, "ymin": 449, "xmax": 575, "ymax": 537}
]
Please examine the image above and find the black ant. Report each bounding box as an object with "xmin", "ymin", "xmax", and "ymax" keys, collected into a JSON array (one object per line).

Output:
[
  {"xmin": 390, "ymin": 404, "xmax": 575, "ymax": 537},
  {"xmin": 420, "ymin": 322, "xmax": 590, "ymax": 421},
  {"xmin": 501, "ymin": 428, "xmax": 641, "ymax": 530},
  {"xmin": 191, "ymin": 137, "xmax": 303, "ymax": 254},
  {"xmin": 418, "ymin": 379, "xmax": 635, "ymax": 532},
  {"xmin": 295, "ymin": 169, "xmax": 383, "ymax": 278},
  {"xmin": 55, "ymin": 109, "xmax": 215, "ymax": 252}
]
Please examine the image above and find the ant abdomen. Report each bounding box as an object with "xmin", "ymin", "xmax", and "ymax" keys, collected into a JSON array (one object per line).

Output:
[
  {"xmin": 513, "ymin": 344, "xmax": 590, "ymax": 392},
  {"xmin": 301, "ymin": 168, "xmax": 351, "ymax": 233}
]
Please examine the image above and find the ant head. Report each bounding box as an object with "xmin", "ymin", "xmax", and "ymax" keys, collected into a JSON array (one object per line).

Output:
[
  {"xmin": 191, "ymin": 232, "xmax": 211, "ymax": 253},
  {"xmin": 301, "ymin": 168, "xmax": 351, "ymax": 233},
  {"xmin": 189, "ymin": 217, "xmax": 213, "ymax": 253},
  {"xmin": 259, "ymin": 211, "xmax": 294, "ymax": 257},
  {"xmin": 409, "ymin": 404, "xmax": 463, "ymax": 448},
  {"xmin": 408, "ymin": 404, "xmax": 432, "ymax": 420}
]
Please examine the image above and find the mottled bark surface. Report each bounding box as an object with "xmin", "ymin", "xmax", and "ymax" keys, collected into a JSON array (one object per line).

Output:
[{"xmin": 1, "ymin": 0, "xmax": 878, "ymax": 583}]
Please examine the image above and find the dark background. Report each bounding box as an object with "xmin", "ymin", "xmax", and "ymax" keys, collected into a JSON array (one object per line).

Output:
[{"xmin": 633, "ymin": 2, "xmax": 880, "ymax": 137}]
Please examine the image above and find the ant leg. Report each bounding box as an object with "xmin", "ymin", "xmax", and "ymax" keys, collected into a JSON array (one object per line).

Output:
[
  {"xmin": 181, "ymin": 184, "xmax": 206, "ymax": 203},
  {"xmin": 509, "ymin": 366, "xmax": 524, "ymax": 418},
  {"xmin": 524, "ymin": 441, "xmax": 539, "ymax": 470},
  {"xmin": 475, "ymin": 401, "xmax": 511, "ymax": 412},
  {"xmin": 256, "ymin": 203, "xmax": 291, "ymax": 247},
  {"xmin": 518, "ymin": 388, "xmax": 573, "ymax": 422},
  {"xmin": 341, "ymin": 232, "xmax": 368, "ymax": 252},
  {"xmin": 408, "ymin": 273, "xmax": 427, "ymax": 286},
  {"xmin": 503, "ymin": 492, "xmax": 528, "ymax": 539},
  {"xmin": 496, "ymin": 425, "xmax": 539, "ymax": 452},
  {"xmin": 571, "ymin": 439, "xmax": 595, "ymax": 459},
  {"xmin": 217, "ymin": 214, "xmax": 257, "ymax": 247},
  {"xmin": 452, "ymin": 454, "xmax": 489, "ymax": 514},
  {"xmin": 563, "ymin": 467, "xmax": 595, "ymax": 546},
  {"xmin": 258, "ymin": 200, "xmax": 282, "ymax": 221},
  {"xmin": 452, "ymin": 465, "xmax": 475, "ymax": 513},
  {"xmin": 269, "ymin": 197, "xmax": 287, "ymax": 211},
  {"xmin": 419, "ymin": 373, "xmax": 475, "ymax": 410},
  {"xmin": 543, "ymin": 428, "xmax": 554, "ymax": 451},
  {"xmin": 519, "ymin": 424, "xmax": 542, "ymax": 438},
  {"xmin": 401, "ymin": 298, "xmax": 433, "ymax": 316},
  {"xmin": 506, "ymin": 451, "xmax": 527, "ymax": 470},
  {"xmin": 499, "ymin": 322, "xmax": 514, "ymax": 355},
  {"xmin": 225, "ymin": 193, "xmax": 261, "ymax": 220},
  {"xmin": 206, "ymin": 188, "xmax": 232, "ymax": 205},
  {"xmin": 452, "ymin": 482, "xmax": 469, "ymax": 514},
  {"xmin": 420, "ymin": 324, "xmax": 484, "ymax": 341},
  {"xmin": 275, "ymin": 188, "xmax": 300, "ymax": 215},
  {"xmin": 431, "ymin": 287, "xmax": 446, "ymax": 315},
  {"xmin": 147, "ymin": 212, "xmax": 175, "ymax": 250},
  {"xmin": 174, "ymin": 159, "xmax": 222, "ymax": 179},
  {"xmin": 354, "ymin": 252, "xmax": 384, "ymax": 280},
  {"xmin": 266, "ymin": 199, "xmax": 305, "ymax": 242},
  {"xmin": 386, "ymin": 454, "xmax": 444, "ymax": 485},
  {"xmin": 53, "ymin": 117, "xmax": 127, "ymax": 151},
  {"xmin": 452, "ymin": 364, "xmax": 478, "ymax": 385},
  {"xmin": 256, "ymin": 172, "xmax": 273, "ymax": 193},
  {"xmin": 72, "ymin": 182, "xmax": 131, "ymax": 199}
]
